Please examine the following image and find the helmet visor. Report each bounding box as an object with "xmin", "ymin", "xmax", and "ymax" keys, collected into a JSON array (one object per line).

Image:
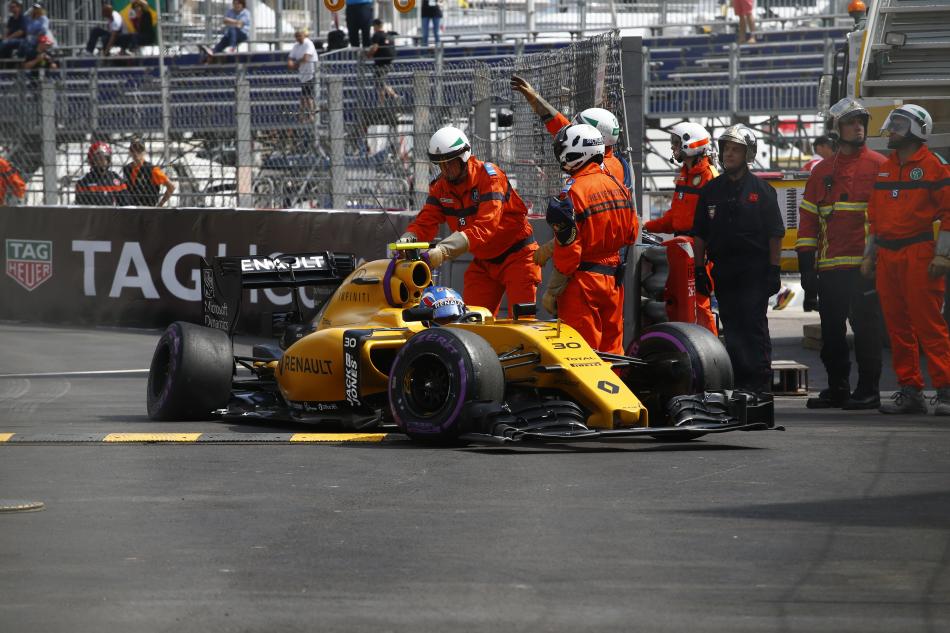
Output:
[{"xmin": 883, "ymin": 113, "xmax": 912, "ymax": 137}]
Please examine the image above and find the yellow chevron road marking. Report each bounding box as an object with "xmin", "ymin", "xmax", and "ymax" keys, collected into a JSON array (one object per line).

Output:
[
  {"xmin": 103, "ymin": 433, "xmax": 204, "ymax": 443},
  {"xmin": 290, "ymin": 433, "xmax": 389, "ymax": 443}
]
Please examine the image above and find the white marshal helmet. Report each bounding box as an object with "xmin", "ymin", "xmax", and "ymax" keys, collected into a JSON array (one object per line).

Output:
[
  {"xmin": 553, "ymin": 123, "xmax": 605, "ymax": 173},
  {"xmin": 669, "ymin": 121, "xmax": 712, "ymax": 159},
  {"xmin": 571, "ymin": 107, "xmax": 621, "ymax": 146},
  {"xmin": 882, "ymin": 104, "xmax": 933, "ymax": 142},
  {"xmin": 717, "ymin": 124, "xmax": 758, "ymax": 166},
  {"xmin": 428, "ymin": 126, "xmax": 472, "ymax": 163}
]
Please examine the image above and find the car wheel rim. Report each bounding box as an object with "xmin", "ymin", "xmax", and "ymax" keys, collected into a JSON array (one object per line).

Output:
[{"xmin": 403, "ymin": 353, "xmax": 452, "ymax": 418}]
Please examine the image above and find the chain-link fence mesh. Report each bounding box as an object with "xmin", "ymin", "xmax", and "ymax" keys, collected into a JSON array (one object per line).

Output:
[{"xmin": 0, "ymin": 30, "xmax": 629, "ymax": 211}]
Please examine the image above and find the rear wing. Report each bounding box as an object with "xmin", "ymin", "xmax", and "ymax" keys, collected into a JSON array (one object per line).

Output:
[{"xmin": 201, "ymin": 252, "xmax": 357, "ymax": 335}]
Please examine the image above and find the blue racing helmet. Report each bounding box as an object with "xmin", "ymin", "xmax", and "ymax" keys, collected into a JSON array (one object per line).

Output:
[{"xmin": 420, "ymin": 286, "xmax": 466, "ymax": 323}]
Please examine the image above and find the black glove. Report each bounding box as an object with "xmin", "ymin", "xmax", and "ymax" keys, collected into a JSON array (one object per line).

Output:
[
  {"xmin": 695, "ymin": 265, "xmax": 711, "ymax": 296},
  {"xmin": 797, "ymin": 251, "xmax": 818, "ymax": 312},
  {"xmin": 767, "ymin": 264, "xmax": 782, "ymax": 297}
]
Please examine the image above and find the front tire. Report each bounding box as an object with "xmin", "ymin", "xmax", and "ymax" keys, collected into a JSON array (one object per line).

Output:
[
  {"xmin": 624, "ymin": 322, "xmax": 733, "ymax": 439},
  {"xmin": 388, "ymin": 328, "xmax": 504, "ymax": 440},
  {"xmin": 147, "ymin": 321, "xmax": 233, "ymax": 420}
]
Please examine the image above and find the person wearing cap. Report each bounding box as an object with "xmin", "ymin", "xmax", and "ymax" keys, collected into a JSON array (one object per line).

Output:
[
  {"xmin": 288, "ymin": 26, "xmax": 317, "ymax": 118},
  {"xmin": 863, "ymin": 104, "xmax": 950, "ymax": 416},
  {"xmin": 692, "ymin": 125, "xmax": 785, "ymax": 393},
  {"xmin": 848, "ymin": 0, "xmax": 868, "ymax": 30},
  {"xmin": 17, "ymin": 2, "xmax": 49, "ymax": 59},
  {"xmin": 122, "ymin": 139, "xmax": 175, "ymax": 207},
  {"xmin": 398, "ymin": 126, "xmax": 541, "ymax": 316},
  {"xmin": 0, "ymin": 1, "xmax": 26, "ymax": 59},
  {"xmin": 21, "ymin": 31, "xmax": 56, "ymax": 69},
  {"xmin": 76, "ymin": 141, "xmax": 129, "ymax": 206},
  {"xmin": 796, "ymin": 98, "xmax": 886, "ymax": 410}
]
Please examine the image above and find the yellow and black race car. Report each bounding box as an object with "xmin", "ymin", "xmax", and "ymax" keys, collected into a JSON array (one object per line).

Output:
[{"xmin": 145, "ymin": 243, "xmax": 776, "ymax": 444}]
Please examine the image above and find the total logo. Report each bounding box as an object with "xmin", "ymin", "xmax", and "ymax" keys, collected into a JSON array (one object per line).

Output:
[{"xmin": 5, "ymin": 239, "xmax": 53, "ymax": 291}]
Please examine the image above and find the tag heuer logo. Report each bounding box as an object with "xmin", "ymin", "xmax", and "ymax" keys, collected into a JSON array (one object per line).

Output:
[{"xmin": 5, "ymin": 239, "xmax": 53, "ymax": 291}]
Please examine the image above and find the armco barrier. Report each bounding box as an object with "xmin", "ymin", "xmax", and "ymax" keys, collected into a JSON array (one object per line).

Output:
[{"xmin": 0, "ymin": 206, "xmax": 419, "ymax": 332}]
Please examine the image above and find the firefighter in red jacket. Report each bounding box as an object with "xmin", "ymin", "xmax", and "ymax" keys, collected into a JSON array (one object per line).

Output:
[
  {"xmin": 542, "ymin": 123, "xmax": 639, "ymax": 354},
  {"xmin": 796, "ymin": 98, "xmax": 887, "ymax": 410},
  {"xmin": 399, "ymin": 126, "xmax": 541, "ymax": 314},
  {"xmin": 510, "ymin": 74, "xmax": 634, "ymax": 267},
  {"xmin": 862, "ymin": 104, "xmax": 950, "ymax": 416},
  {"xmin": 0, "ymin": 156, "xmax": 26, "ymax": 204},
  {"xmin": 643, "ymin": 121, "xmax": 718, "ymax": 334}
]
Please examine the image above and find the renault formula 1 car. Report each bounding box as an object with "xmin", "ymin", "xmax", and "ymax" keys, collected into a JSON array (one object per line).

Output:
[{"xmin": 145, "ymin": 244, "xmax": 776, "ymax": 444}]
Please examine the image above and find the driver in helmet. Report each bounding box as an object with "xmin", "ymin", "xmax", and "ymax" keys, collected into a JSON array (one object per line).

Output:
[
  {"xmin": 75, "ymin": 141, "xmax": 129, "ymax": 206},
  {"xmin": 796, "ymin": 98, "xmax": 886, "ymax": 411},
  {"xmin": 420, "ymin": 286, "xmax": 467, "ymax": 325},
  {"xmin": 543, "ymin": 123, "xmax": 639, "ymax": 354},
  {"xmin": 691, "ymin": 125, "xmax": 785, "ymax": 394},
  {"xmin": 509, "ymin": 74, "xmax": 634, "ymax": 267},
  {"xmin": 863, "ymin": 104, "xmax": 950, "ymax": 416},
  {"xmin": 642, "ymin": 121, "xmax": 719, "ymax": 335},
  {"xmin": 398, "ymin": 126, "xmax": 541, "ymax": 316}
]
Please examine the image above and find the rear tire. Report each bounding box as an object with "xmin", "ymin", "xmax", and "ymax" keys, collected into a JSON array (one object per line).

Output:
[
  {"xmin": 147, "ymin": 321, "xmax": 233, "ymax": 420},
  {"xmin": 624, "ymin": 322, "xmax": 733, "ymax": 440},
  {"xmin": 388, "ymin": 328, "xmax": 504, "ymax": 440}
]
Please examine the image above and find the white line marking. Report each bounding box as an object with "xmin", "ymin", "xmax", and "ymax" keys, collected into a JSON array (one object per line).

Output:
[{"xmin": 0, "ymin": 369, "xmax": 150, "ymax": 379}]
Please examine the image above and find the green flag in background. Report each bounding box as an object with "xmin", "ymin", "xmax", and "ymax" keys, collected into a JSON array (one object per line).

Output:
[{"xmin": 113, "ymin": 0, "xmax": 161, "ymax": 34}]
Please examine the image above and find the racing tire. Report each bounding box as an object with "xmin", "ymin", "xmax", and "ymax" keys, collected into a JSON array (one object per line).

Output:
[
  {"xmin": 624, "ymin": 322, "xmax": 733, "ymax": 440},
  {"xmin": 388, "ymin": 328, "xmax": 504, "ymax": 441},
  {"xmin": 147, "ymin": 321, "xmax": 233, "ymax": 421}
]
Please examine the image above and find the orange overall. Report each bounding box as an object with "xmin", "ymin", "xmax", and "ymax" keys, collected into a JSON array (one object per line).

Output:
[
  {"xmin": 552, "ymin": 162, "xmax": 640, "ymax": 354},
  {"xmin": 868, "ymin": 146, "xmax": 950, "ymax": 390},
  {"xmin": 0, "ymin": 158, "xmax": 26, "ymax": 202},
  {"xmin": 643, "ymin": 156, "xmax": 718, "ymax": 334},
  {"xmin": 407, "ymin": 157, "xmax": 541, "ymax": 314}
]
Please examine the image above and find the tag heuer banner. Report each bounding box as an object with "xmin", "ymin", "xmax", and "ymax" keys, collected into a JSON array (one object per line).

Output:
[{"xmin": 0, "ymin": 206, "xmax": 416, "ymax": 333}]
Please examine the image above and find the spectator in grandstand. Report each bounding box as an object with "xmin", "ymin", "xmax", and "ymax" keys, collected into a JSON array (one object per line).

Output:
[
  {"xmin": 0, "ymin": 155, "xmax": 26, "ymax": 205},
  {"xmin": 21, "ymin": 32, "xmax": 56, "ymax": 69},
  {"xmin": 123, "ymin": 139, "xmax": 175, "ymax": 207},
  {"xmin": 201, "ymin": 0, "xmax": 251, "ymax": 57},
  {"xmin": 692, "ymin": 125, "xmax": 785, "ymax": 393},
  {"xmin": 802, "ymin": 135, "xmax": 836, "ymax": 171},
  {"xmin": 0, "ymin": 0, "xmax": 26, "ymax": 60},
  {"xmin": 17, "ymin": 2, "xmax": 49, "ymax": 59},
  {"xmin": 75, "ymin": 142, "xmax": 129, "ymax": 206},
  {"xmin": 345, "ymin": 0, "xmax": 373, "ymax": 48},
  {"xmin": 288, "ymin": 27, "xmax": 317, "ymax": 119},
  {"xmin": 83, "ymin": 3, "xmax": 137, "ymax": 57},
  {"xmin": 126, "ymin": 0, "xmax": 156, "ymax": 53},
  {"xmin": 367, "ymin": 19, "xmax": 398, "ymax": 103},
  {"xmin": 733, "ymin": 0, "xmax": 756, "ymax": 44},
  {"xmin": 420, "ymin": 0, "xmax": 442, "ymax": 47}
]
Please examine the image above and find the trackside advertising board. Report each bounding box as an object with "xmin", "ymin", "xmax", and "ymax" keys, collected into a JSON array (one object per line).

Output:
[{"xmin": 0, "ymin": 206, "xmax": 416, "ymax": 332}]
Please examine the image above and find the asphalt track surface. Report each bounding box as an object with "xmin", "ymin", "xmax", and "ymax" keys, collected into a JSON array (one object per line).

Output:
[{"xmin": 1, "ymin": 320, "xmax": 949, "ymax": 633}]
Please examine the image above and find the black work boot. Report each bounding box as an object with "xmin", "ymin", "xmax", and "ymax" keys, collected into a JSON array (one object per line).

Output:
[
  {"xmin": 806, "ymin": 387, "xmax": 850, "ymax": 409},
  {"xmin": 842, "ymin": 387, "xmax": 881, "ymax": 410}
]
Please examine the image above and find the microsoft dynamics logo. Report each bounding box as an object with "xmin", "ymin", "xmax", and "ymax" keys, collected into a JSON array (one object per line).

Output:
[{"xmin": 5, "ymin": 239, "xmax": 53, "ymax": 291}]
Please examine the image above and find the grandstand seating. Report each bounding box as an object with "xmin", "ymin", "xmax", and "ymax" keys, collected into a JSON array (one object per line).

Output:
[{"xmin": 0, "ymin": 26, "xmax": 847, "ymax": 160}]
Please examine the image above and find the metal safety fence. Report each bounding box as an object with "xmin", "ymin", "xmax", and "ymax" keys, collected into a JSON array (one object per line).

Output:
[{"xmin": 0, "ymin": 31, "xmax": 638, "ymax": 211}]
